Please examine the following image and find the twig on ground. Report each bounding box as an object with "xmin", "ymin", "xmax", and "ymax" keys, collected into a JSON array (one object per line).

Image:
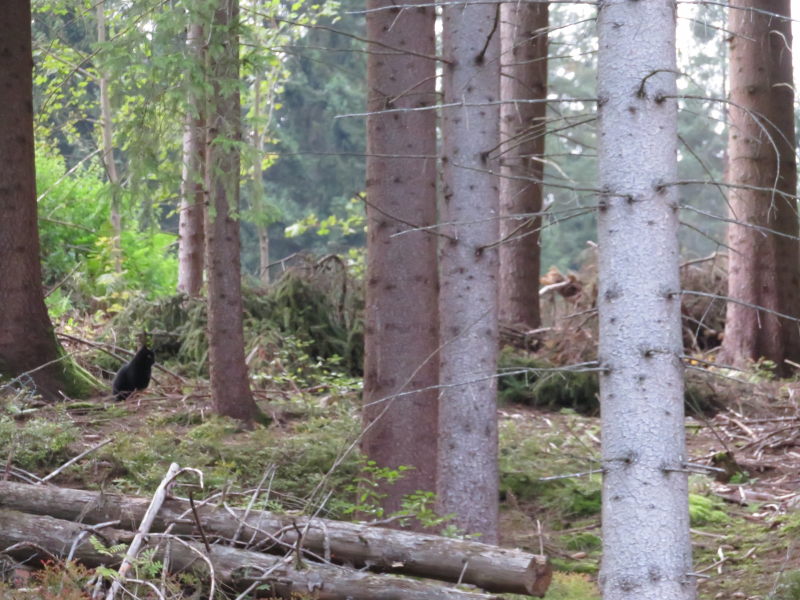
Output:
[
  {"xmin": 41, "ymin": 438, "xmax": 114, "ymax": 483},
  {"xmin": 105, "ymin": 462, "xmax": 180, "ymax": 600}
]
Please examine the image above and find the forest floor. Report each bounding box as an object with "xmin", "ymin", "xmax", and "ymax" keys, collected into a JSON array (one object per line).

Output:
[{"xmin": 2, "ymin": 356, "xmax": 800, "ymax": 599}]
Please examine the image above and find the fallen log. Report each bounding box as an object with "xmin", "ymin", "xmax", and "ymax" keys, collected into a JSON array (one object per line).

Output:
[
  {"xmin": 0, "ymin": 509, "xmax": 503, "ymax": 600},
  {"xmin": 0, "ymin": 481, "xmax": 551, "ymax": 596}
]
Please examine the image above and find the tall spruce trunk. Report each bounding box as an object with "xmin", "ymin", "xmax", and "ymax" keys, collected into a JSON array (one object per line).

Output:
[
  {"xmin": 205, "ymin": 0, "xmax": 259, "ymax": 423},
  {"xmin": 178, "ymin": 23, "xmax": 206, "ymax": 297},
  {"xmin": 0, "ymin": 0, "xmax": 94, "ymax": 401},
  {"xmin": 498, "ymin": 1, "xmax": 548, "ymax": 331},
  {"xmin": 596, "ymin": 1, "xmax": 694, "ymax": 598},
  {"xmin": 362, "ymin": 0, "xmax": 439, "ymax": 522},
  {"xmin": 436, "ymin": 0, "xmax": 501, "ymax": 543},
  {"xmin": 719, "ymin": 0, "xmax": 800, "ymax": 374}
]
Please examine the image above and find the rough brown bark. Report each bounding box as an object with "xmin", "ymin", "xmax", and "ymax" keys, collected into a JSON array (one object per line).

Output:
[
  {"xmin": 178, "ymin": 23, "xmax": 206, "ymax": 296},
  {"xmin": 498, "ymin": 1, "xmax": 548, "ymax": 331},
  {"xmin": 437, "ymin": 0, "xmax": 501, "ymax": 543},
  {"xmin": 0, "ymin": 481, "xmax": 552, "ymax": 596},
  {"xmin": 205, "ymin": 0, "xmax": 259, "ymax": 422},
  {"xmin": 0, "ymin": 1, "xmax": 78, "ymax": 401},
  {"xmin": 362, "ymin": 0, "xmax": 439, "ymax": 522},
  {"xmin": 719, "ymin": 0, "xmax": 800, "ymax": 373},
  {"xmin": 0, "ymin": 509, "xmax": 513, "ymax": 600}
]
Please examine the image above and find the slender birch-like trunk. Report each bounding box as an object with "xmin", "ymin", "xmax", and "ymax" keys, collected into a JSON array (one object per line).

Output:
[
  {"xmin": 96, "ymin": 0, "xmax": 122, "ymax": 272},
  {"xmin": 178, "ymin": 23, "xmax": 206, "ymax": 296}
]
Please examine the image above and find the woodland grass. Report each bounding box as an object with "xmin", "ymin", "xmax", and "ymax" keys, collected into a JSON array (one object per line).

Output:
[
  {"xmin": 0, "ymin": 278, "xmax": 797, "ymax": 599},
  {"xmin": 0, "ymin": 375, "xmax": 795, "ymax": 599}
]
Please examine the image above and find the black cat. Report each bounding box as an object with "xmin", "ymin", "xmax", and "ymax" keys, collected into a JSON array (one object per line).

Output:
[{"xmin": 112, "ymin": 345, "xmax": 155, "ymax": 401}]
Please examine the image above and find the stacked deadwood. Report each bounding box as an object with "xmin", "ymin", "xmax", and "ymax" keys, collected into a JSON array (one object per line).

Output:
[{"xmin": 0, "ymin": 481, "xmax": 552, "ymax": 599}]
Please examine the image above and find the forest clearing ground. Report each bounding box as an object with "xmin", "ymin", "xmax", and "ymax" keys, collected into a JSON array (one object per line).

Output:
[
  {"xmin": 2, "ymin": 371, "xmax": 800, "ymax": 599},
  {"xmin": 497, "ymin": 377, "xmax": 800, "ymax": 600}
]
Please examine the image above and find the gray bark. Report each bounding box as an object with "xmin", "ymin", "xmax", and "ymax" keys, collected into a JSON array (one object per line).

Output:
[
  {"xmin": 0, "ymin": 481, "xmax": 552, "ymax": 596},
  {"xmin": 437, "ymin": 0, "xmax": 501, "ymax": 543},
  {"xmin": 0, "ymin": 509, "xmax": 509, "ymax": 600},
  {"xmin": 596, "ymin": 1, "xmax": 694, "ymax": 599},
  {"xmin": 362, "ymin": 0, "xmax": 439, "ymax": 521}
]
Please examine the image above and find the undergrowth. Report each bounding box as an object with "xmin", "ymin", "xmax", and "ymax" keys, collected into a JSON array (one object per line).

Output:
[{"xmin": 99, "ymin": 265, "xmax": 363, "ymax": 380}]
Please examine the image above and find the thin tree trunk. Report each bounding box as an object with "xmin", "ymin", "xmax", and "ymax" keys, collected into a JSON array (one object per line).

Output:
[
  {"xmin": 205, "ymin": 0, "xmax": 259, "ymax": 423},
  {"xmin": 258, "ymin": 226, "xmax": 270, "ymax": 284},
  {"xmin": 596, "ymin": 1, "xmax": 693, "ymax": 599},
  {"xmin": 498, "ymin": 1, "xmax": 548, "ymax": 331},
  {"xmin": 96, "ymin": 0, "xmax": 122, "ymax": 272},
  {"xmin": 177, "ymin": 22, "xmax": 206, "ymax": 296},
  {"xmin": 361, "ymin": 0, "xmax": 439, "ymax": 523},
  {"xmin": 719, "ymin": 0, "xmax": 799, "ymax": 374},
  {"xmin": 437, "ymin": 0, "xmax": 501, "ymax": 543},
  {"xmin": 251, "ymin": 59, "xmax": 271, "ymax": 285}
]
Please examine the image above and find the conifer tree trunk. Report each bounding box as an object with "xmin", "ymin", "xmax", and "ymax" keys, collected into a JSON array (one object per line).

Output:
[
  {"xmin": 436, "ymin": 0, "xmax": 501, "ymax": 543},
  {"xmin": 362, "ymin": 0, "xmax": 439, "ymax": 522},
  {"xmin": 205, "ymin": 0, "xmax": 259, "ymax": 423},
  {"xmin": 96, "ymin": 0, "xmax": 122, "ymax": 272},
  {"xmin": 719, "ymin": 0, "xmax": 799, "ymax": 374},
  {"xmin": 178, "ymin": 22, "xmax": 206, "ymax": 296},
  {"xmin": 0, "ymin": 0, "xmax": 96, "ymax": 401},
  {"xmin": 251, "ymin": 61, "xmax": 271, "ymax": 286},
  {"xmin": 596, "ymin": 1, "xmax": 693, "ymax": 599},
  {"xmin": 498, "ymin": 1, "xmax": 548, "ymax": 331}
]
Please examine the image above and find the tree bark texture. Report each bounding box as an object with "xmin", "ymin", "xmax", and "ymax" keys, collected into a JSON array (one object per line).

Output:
[
  {"xmin": 0, "ymin": 1, "xmax": 75, "ymax": 401},
  {"xmin": 362, "ymin": 0, "xmax": 440, "ymax": 520},
  {"xmin": 0, "ymin": 509, "xmax": 513, "ymax": 600},
  {"xmin": 596, "ymin": 1, "xmax": 694, "ymax": 599},
  {"xmin": 437, "ymin": 0, "xmax": 501, "ymax": 543},
  {"xmin": 498, "ymin": 0, "xmax": 548, "ymax": 331},
  {"xmin": 96, "ymin": 0, "xmax": 122, "ymax": 272},
  {"xmin": 719, "ymin": 0, "xmax": 800, "ymax": 373},
  {"xmin": 178, "ymin": 23, "xmax": 206, "ymax": 297},
  {"xmin": 205, "ymin": 0, "xmax": 259, "ymax": 422},
  {"xmin": 0, "ymin": 481, "xmax": 552, "ymax": 596},
  {"xmin": 251, "ymin": 45, "xmax": 272, "ymax": 286}
]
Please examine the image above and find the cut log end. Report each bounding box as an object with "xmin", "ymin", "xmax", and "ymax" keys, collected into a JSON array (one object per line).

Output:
[{"xmin": 525, "ymin": 555, "xmax": 553, "ymax": 597}]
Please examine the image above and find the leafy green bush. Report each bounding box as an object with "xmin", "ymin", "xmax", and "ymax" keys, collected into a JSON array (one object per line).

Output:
[{"xmin": 36, "ymin": 147, "xmax": 178, "ymax": 312}]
